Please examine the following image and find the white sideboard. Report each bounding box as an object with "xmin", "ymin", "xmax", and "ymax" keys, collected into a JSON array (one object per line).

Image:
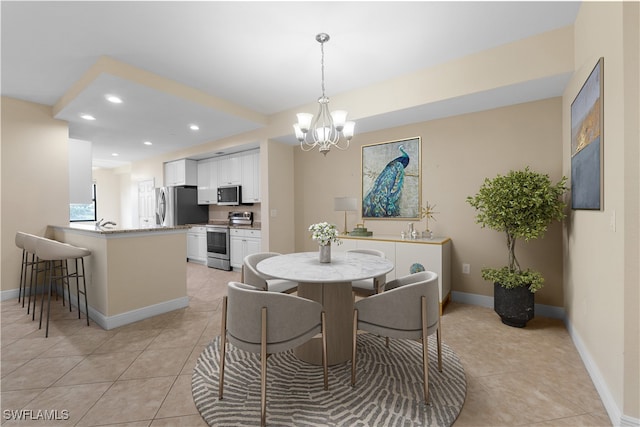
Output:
[{"xmin": 340, "ymin": 235, "xmax": 452, "ymax": 314}]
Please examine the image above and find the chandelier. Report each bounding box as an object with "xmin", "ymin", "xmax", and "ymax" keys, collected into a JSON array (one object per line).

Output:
[{"xmin": 294, "ymin": 33, "xmax": 355, "ymax": 156}]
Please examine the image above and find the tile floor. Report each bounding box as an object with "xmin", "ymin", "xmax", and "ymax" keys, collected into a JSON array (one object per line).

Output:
[{"xmin": 1, "ymin": 262, "xmax": 610, "ymax": 426}]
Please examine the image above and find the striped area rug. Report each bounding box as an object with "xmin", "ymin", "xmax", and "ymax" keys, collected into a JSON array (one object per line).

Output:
[{"xmin": 192, "ymin": 333, "xmax": 466, "ymax": 426}]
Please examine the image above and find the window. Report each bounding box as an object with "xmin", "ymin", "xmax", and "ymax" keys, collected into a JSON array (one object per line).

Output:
[{"xmin": 70, "ymin": 183, "xmax": 97, "ymax": 222}]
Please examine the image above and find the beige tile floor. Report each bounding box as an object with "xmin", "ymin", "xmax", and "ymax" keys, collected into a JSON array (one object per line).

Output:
[{"xmin": 1, "ymin": 262, "xmax": 610, "ymax": 426}]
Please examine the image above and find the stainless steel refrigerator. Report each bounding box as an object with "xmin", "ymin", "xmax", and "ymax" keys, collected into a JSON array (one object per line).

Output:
[{"xmin": 155, "ymin": 186, "xmax": 208, "ymax": 227}]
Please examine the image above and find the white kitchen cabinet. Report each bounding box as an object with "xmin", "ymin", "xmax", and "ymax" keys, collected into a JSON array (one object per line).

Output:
[
  {"xmin": 341, "ymin": 235, "xmax": 451, "ymax": 314},
  {"xmin": 196, "ymin": 149, "xmax": 261, "ymax": 204},
  {"xmin": 197, "ymin": 158, "xmax": 218, "ymax": 204},
  {"xmin": 240, "ymin": 149, "xmax": 260, "ymax": 203},
  {"xmin": 217, "ymin": 154, "xmax": 242, "ymax": 186},
  {"xmin": 164, "ymin": 159, "xmax": 198, "ymax": 186},
  {"xmin": 230, "ymin": 228, "xmax": 262, "ymax": 269},
  {"xmin": 187, "ymin": 226, "xmax": 207, "ymax": 264}
]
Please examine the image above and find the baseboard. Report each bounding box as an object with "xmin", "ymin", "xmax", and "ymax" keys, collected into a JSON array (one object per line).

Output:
[
  {"xmin": 621, "ymin": 415, "xmax": 640, "ymax": 427},
  {"xmin": 565, "ymin": 319, "xmax": 640, "ymax": 427},
  {"xmin": 82, "ymin": 296, "xmax": 190, "ymax": 330},
  {"xmin": 1, "ymin": 286, "xmax": 189, "ymax": 330},
  {"xmin": 1, "ymin": 287, "xmax": 22, "ymax": 301},
  {"xmin": 450, "ymin": 291, "xmax": 566, "ymax": 320}
]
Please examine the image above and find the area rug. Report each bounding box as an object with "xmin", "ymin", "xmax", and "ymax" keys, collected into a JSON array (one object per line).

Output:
[{"xmin": 192, "ymin": 333, "xmax": 466, "ymax": 426}]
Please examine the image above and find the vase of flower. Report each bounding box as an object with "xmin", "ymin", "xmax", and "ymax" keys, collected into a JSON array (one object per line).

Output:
[
  {"xmin": 319, "ymin": 243, "xmax": 331, "ymax": 263},
  {"xmin": 309, "ymin": 222, "xmax": 342, "ymax": 263}
]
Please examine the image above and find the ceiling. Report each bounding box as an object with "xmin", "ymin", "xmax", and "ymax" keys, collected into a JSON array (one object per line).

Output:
[{"xmin": 1, "ymin": 1, "xmax": 581, "ymax": 168}]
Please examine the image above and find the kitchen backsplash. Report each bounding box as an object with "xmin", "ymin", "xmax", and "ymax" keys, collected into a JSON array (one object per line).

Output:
[{"xmin": 208, "ymin": 203, "xmax": 261, "ymax": 223}]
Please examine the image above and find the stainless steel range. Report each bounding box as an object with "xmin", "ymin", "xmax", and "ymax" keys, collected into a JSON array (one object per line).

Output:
[
  {"xmin": 206, "ymin": 212, "xmax": 254, "ymax": 270},
  {"xmin": 206, "ymin": 224, "xmax": 230, "ymax": 270}
]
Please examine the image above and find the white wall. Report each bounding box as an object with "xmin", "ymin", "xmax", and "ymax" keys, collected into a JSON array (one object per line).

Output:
[
  {"xmin": 1, "ymin": 97, "xmax": 69, "ymax": 293},
  {"xmin": 563, "ymin": 2, "xmax": 639, "ymax": 423}
]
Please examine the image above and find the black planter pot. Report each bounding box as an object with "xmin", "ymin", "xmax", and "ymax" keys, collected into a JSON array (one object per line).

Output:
[{"xmin": 493, "ymin": 282, "xmax": 534, "ymax": 327}]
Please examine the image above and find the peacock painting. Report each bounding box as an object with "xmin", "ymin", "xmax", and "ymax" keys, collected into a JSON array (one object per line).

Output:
[{"xmin": 362, "ymin": 138, "xmax": 421, "ymax": 219}]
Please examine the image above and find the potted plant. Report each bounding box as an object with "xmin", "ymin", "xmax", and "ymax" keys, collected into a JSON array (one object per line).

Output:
[
  {"xmin": 309, "ymin": 222, "xmax": 342, "ymax": 263},
  {"xmin": 466, "ymin": 167, "xmax": 567, "ymax": 327}
]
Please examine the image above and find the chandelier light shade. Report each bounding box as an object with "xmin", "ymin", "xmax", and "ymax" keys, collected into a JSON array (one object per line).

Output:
[{"xmin": 294, "ymin": 33, "xmax": 355, "ymax": 156}]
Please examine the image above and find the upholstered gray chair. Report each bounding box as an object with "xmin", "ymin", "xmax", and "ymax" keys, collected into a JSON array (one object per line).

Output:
[
  {"xmin": 351, "ymin": 271, "xmax": 441, "ymax": 403},
  {"xmin": 346, "ymin": 248, "xmax": 386, "ymax": 296},
  {"xmin": 219, "ymin": 282, "xmax": 328, "ymax": 426},
  {"xmin": 242, "ymin": 252, "xmax": 298, "ymax": 293}
]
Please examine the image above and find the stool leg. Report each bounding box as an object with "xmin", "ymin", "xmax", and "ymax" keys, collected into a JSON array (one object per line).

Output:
[
  {"xmin": 38, "ymin": 260, "xmax": 54, "ymax": 337},
  {"xmin": 18, "ymin": 249, "xmax": 26, "ymax": 305},
  {"xmin": 29, "ymin": 255, "xmax": 39, "ymax": 319},
  {"xmin": 38, "ymin": 261, "xmax": 49, "ymax": 329},
  {"xmin": 64, "ymin": 260, "xmax": 72, "ymax": 312},
  {"xmin": 77, "ymin": 258, "xmax": 89, "ymax": 326}
]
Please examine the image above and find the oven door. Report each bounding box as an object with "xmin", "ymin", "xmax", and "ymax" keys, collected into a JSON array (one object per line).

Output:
[{"xmin": 206, "ymin": 227, "xmax": 231, "ymax": 270}]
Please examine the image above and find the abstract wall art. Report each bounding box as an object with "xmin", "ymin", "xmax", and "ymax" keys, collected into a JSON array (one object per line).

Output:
[
  {"xmin": 571, "ymin": 57, "xmax": 604, "ymax": 210},
  {"xmin": 361, "ymin": 137, "xmax": 421, "ymax": 219}
]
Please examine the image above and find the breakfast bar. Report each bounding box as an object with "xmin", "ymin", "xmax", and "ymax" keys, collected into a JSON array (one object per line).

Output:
[{"xmin": 48, "ymin": 224, "xmax": 190, "ymax": 330}]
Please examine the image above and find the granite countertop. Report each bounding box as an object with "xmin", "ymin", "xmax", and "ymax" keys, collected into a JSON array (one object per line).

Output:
[{"xmin": 51, "ymin": 223, "xmax": 191, "ymax": 235}]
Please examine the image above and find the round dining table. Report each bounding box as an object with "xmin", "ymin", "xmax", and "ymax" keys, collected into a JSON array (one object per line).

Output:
[{"xmin": 257, "ymin": 251, "xmax": 394, "ymax": 365}]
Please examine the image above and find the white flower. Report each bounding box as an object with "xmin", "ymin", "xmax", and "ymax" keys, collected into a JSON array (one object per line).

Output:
[{"xmin": 308, "ymin": 222, "xmax": 342, "ymax": 246}]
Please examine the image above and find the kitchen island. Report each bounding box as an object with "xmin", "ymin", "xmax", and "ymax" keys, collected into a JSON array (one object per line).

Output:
[{"xmin": 49, "ymin": 224, "xmax": 190, "ymax": 330}]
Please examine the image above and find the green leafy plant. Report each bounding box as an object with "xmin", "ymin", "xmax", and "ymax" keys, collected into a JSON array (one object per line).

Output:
[
  {"xmin": 309, "ymin": 222, "xmax": 342, "ymax": 246},
  {"xmin": 466, "ymin": 167, "xmax": 567, "ymax": 293}
]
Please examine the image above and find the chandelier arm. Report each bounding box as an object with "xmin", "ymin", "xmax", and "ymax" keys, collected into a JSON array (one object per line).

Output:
[{"xmin": 332, "ymin": 140, "xmax": 351, "ymax": 151}]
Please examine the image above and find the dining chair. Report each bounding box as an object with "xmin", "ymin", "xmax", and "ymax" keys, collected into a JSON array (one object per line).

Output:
[
  {"xmin": 219, "ymin": 281, "xmax": 328, "ymax": 426},
  {"xmin": 351, "ymin": 271, "xmax": 441, "ymax": 403},
  {"xmin": 242, "ymin": 252, "xmax": 298, "ymax": 293},
  {"xmin": 346, "ymin": 248, "xmax": 386, "ymax": 296}
]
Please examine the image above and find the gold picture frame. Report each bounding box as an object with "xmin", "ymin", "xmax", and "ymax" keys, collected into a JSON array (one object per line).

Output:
[{"xmin": 361, "ymin": 136, "xmax": 421, "ymax": 220}]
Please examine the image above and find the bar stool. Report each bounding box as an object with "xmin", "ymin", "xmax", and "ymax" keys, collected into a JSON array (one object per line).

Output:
[
  {"xmin": 35, "ymin": 238, "xmax": 91, "ymax": 337},
  {"xmin": 20, "ymin": 233, "xmax": 47, "ymax": 317}
]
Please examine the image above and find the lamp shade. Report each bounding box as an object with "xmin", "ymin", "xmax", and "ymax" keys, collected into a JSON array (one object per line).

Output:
[{"xmin": 334, "ymin": 197, "xmax": 359, "ymax": 211}]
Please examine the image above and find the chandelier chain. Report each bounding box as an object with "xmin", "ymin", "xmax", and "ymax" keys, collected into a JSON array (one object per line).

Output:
[{"xmin": 320, "ymin": 40, "xmax": 326, "ymax": 98}]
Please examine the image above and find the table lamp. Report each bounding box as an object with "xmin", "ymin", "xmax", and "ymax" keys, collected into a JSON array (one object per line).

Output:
[{"xmin": 334, "ymin": 197, "xmax": 359, "ymax": 234}]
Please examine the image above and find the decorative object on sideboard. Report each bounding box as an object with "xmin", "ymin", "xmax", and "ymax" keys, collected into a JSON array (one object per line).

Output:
[
  {"xmin": 349, "ymin": 223, "xmax": 373, "ymax": 237},
  {"xmin": 334, "ymin": 197, "xmax": 358, "ymax": 234},
  {"xmin": 309, "ymin": 222, "xmax": 341, "ymax": 263},
  {"xmin": 420, "ymin": 201, "xmax": 439, "ymax": 239},
  {"xmin": 362, "ymin": 137, "xmax": 421, "ymax": 220},
  {"xmin": 294, "ymin": 33, "xmax": 355, "ymax": 156},
  {"xmin": 467, "ymin": 167, "xmax": 567, "ymax": 327}
]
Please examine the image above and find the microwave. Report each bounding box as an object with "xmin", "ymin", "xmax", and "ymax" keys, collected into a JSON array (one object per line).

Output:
[{"xmin": 217, "ymin": 185, "xmax": 241, "ymax": 205}]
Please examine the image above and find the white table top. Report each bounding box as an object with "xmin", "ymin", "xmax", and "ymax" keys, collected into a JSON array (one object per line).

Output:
[{"xmin": 256, "ymin": 251, "xmax": 394, "ymax": 283}]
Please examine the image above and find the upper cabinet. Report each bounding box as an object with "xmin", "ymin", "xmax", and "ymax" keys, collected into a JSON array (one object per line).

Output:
[
  {"xmin": 217, "ymin": 154, "xmax": 242, "ymax": 186},
  {"xmin": 240, "ymin": 150, "xmax": 260, "ymax": 203},
  {"xmin": 197, "ymin": 158, "xmax": 218, "ymax": 204},
  {"xmin": 164, "ymin": 159, "xmax": 198, "ymax": 186},
  {"xmin": 196, "ymin": 149, "xmax": 261, "ymax": 205}
]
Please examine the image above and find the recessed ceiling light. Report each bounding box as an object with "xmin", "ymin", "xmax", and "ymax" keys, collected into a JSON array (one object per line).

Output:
[
  {"xmin": 189, "ymin": 124, "xmax": 200, "ymax": 131},
  {"xmin": 80, "ymin": 114, "xmax": 96, "ymax": 120},
  {"xmin": 111, "ymin": 153, "xmax": 119, "ymax": 157},
  {"xmin": 143, "ymin": 141, "xmax": 152, "ymax": 146},
  {"xmin": 105, "ymin": 94, "xmax": 122, "ymax": 104}
]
